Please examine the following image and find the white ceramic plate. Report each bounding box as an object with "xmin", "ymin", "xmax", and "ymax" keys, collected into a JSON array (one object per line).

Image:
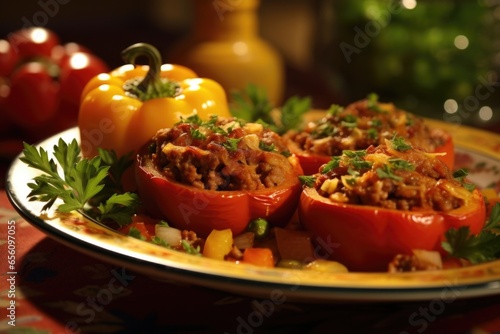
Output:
[{"xmin": 6, "ymin": 122, "xmax": 500, "ymax": 303}]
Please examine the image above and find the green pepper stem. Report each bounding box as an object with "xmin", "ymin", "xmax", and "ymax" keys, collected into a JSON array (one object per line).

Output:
[
  {"xmin": 121, "ymin": 43, "xmax": 162, "ymax": 95},
  {"xmin": 121, "ymin": 43, "xmax": 179, "ymax": 101}
]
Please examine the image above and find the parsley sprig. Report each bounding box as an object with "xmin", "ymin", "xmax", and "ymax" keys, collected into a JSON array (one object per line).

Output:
[
  {"xmin": 20, "ymin": 138, "xmax": 139, "ymax": 226},
  {"xmin": 442, "ymin": 203, "xmax": 500, "ymax": 264},
  {"xmin": 230, "ymin": 83, "xmax": 311, "ymax": 135}
]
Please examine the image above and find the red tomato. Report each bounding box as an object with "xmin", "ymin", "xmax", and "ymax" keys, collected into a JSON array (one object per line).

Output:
[
  {"xmin": 59, "ymin": 51, "xmax": 108, "ymax": 107},
  {"xmin": 299, "ymin": 186, "xmax": 486, "ymax": 272},
  {"xmin": 135, "ymin": 152, "xmax": 303, "ymax": 238},
  {"xmin": 0, "ymin": 39, "xmax": 18, "ymax": 77},
  {"xmin": 7, "ymin": 27, "xmax": 59, "ymax": 58},
  {"xmin": 5, "ymin": 62, "xmax": 59, "ymax": 127},
  {"xmin": 50, "ymin": 42, "xmax": 90, "ymax": 65}
]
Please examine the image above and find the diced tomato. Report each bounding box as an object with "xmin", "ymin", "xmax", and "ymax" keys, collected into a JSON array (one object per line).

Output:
[{"xmin": 118, "ymin": 221, "xmax": 153, "ymax": 241}]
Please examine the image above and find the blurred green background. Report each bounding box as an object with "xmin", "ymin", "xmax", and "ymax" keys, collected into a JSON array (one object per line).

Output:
[{"xmin": 315, "ymin": 0, "xmax": 500, "ymax": 130}]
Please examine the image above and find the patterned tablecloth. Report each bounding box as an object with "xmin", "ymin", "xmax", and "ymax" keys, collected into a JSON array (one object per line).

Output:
[{"xmin": 1, "ymin": 189, "xmax": 500, "ymax": 334}]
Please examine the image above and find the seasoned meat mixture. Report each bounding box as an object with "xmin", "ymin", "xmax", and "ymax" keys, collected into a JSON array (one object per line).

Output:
[
  {"xmin": 285, "ymin": 97, "xmax": 446, "ymax": 157},
  {"xmin": 313, "ymin": 137, "xmax": 467, "ymax": 212},
  {"xmin": 148, "ymin": 116, "xmax": 295, "ymax": 191}
]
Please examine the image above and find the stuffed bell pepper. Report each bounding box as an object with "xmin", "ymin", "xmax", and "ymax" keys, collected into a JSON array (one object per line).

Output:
[
  {"xmin": 78, "ymin": 43, "xmax": 231, "ymax": 159},
  {"xmin": 135, "ymin": 115, "xmax": 303, "ymax": 237},
  {"xmin": 285, "ymin": 95, "xmax": 454, "ymax": 175},
  {"xmin": 298, "ymin": 136, "xmax": 485, "ymax": 272}
]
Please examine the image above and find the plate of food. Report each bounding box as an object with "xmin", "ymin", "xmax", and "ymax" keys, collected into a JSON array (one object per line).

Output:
[
  {"xmin": 6, "ymin": 107, "xmax": 500, "ymax": 303},
  {"xmin": 6, "ymin": 43, "xmax": 500, "ymax": 303}
]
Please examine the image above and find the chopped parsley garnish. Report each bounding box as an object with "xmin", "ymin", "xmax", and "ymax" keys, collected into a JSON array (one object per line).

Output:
[
  {"xmin": 453, "ymin": 168, "xmax": 476, "ymax": 191},
  {"xmin": 351, "ymin": 159, "xmax": 373, "ymax": 170},
  {"xmin": 341, "ymin": 115, "xmax": 358, "ymax": 128},
  {"xmin": 366, "ymin": 128, "xmax": 378, "ymax": 140},
  {"xmin": 179, "ymin": 114, "xmax": 204, "ymax": 125},
  {"xmin": 343, "ymin": 150, "xmax": 366, "ymax": 158},
  {"xmin": 313, "ymin": 122, "xmax": 337, "ymax": 138},
  {"xmin": 376, "ymin": 164, "xmax": 403, "ymax": 182},
  {"xmin": 321, "ymin": 157, "xmax": 341, "ymax": 174},
  {"xmin": 442, "ymin": 203, "xmax": 500, "ymax": 264},
  {"xmin": 298, "ymin": 175, "xmax": 316, "ymax": 187},
  {"xmin": 20, "ymin": 139, "xmax": 139, "ymax": 226},
  {"xmin": 182, "ymin": 240, "xmax": 202, "ymax": 256},
  {"xmin": 128, "ymin": 227, "xmax": 146, "ymax": 241},
  {"xmin": 390, "ymin": 135, "xmax": 412, "ymax": 152},
  {"xmin": 388, "ymin": 158, "xmax": 415, "ymax": 171},
  {"xmin": 259, "ymin": 141, "xmax": 276, "ymax": 152},
  {"xmin": 342, "ymin": 150, "xmax": 372, "ymax": 170},
  {"xmin": 191, "ymin": 128, "xmax": 207, "ymax": 140},
  {"xmin": 366, "ymin": 93, "xmax": 384, "ymax": 113},
  {"xmin": 222, "ymin": 138, "xmax": 242, "ymax": 152},
  {"xmin": 327, "ymin": 104, "xmax": 344, "ymax": 116},
  {"xmin": 151, "ymin": 236, "xmax": 169, "ymax": 247}
]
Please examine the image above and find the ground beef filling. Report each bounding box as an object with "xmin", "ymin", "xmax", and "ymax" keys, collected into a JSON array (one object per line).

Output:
[
  {"xmin": 285, "ymin": 98, "xmax": 446, "ymax": 157},
  {"xmin": 315, "ymin": 141, "xmax": 465, "ymax": 212},
  {"xmin": 150, "ymin": 118, "xmax": 294, "ymax": 191}
]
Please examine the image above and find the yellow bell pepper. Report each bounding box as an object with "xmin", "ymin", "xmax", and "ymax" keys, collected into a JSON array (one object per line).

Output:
[
  {"xmin": 203, "ymin": 229, "xmax": 233, "ymax": 260},
  {"xmin": 78, "ymin": 43, "xmax": 231, "ymax": 158}
]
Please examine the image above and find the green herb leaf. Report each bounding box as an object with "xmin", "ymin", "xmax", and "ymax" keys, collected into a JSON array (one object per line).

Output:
[
  {"xmin": 343, "ymin": 150, "xmax": 366, "ymax": 158},
  {"xmin": 366, "ymin": 128, "xmax": 378, "ymax": 139},
  {"xmin": 230, "ymin": 84, "xmax": 273, "ymax": 124},
  {"xmin": 376, "ymin": 165, "xmax": 403, "ymax": 181},
  {"xmin": 327, "ymin": 104, "xmax": 343, "ymax": 116},
  {"xmin": 151, "ymin": 236, "xmax": 169, "ymax": 247},
  {"xmin": 298, "ymin": 175, "xmax": 316, "ymax": 187},
  {"xmin": 389, "ymin": 158, "xmax": 415, "ymax": 171},
  {"xmin": 191, "ymin": 128, "xmax": 207, "ymax": 140},
  {"xmin": 230, "ymin": 83, "xmax": 310, "ymax": 134},
  {"xmin": 452, "ymin": 168, "xmax": 476, "ymax": 191},
  {"xmin": 259, "ymin": 141, "xmax": 276, "ymax": 152},
  {"xmin": 280, "ymin": 95, "xmax": 311, "ymax": 134},
  {"xmin": 222, "ymin": 138, "xmax": 242, "ymax": 152},
  {"xmin": 442, "ymin": 226, "xmax": 500, "ymax": 264},
  {"xmin": 182, "ymin": 240, "xmax": 201, "ymax": 256},
  {"xmin": 21, "ymin": 139, "xmax": 140, "ymax": 226},
  {"xmin": 442, "ymin": 203, "xmax": 500, "ymax": 264},
  {"xmin": 321, "ymin": 157, "xmax": 341, "ymax": 174},
  {"xmin": 391, "ymin": 135, "xmax": 412, "ymax": 152},
  {"xmin": 97, "ymin": 148, "xmax": 134, "ymax": 197},
  {"xmin": 98, "ymin": 193, "xmax": 140, "ymax": 226},
  {"xmin": 128, "ymin": 227, "xmax": 146, "ymax": 241},
  {"xmin": 341, "ymin": 115, "xmax": 358, "ymax": 129},
  {"xmin": 366, "ymin": 93, "xmax": 384, "ymax": 113},
  {"xmin": 485, "ymin": 203, "xmax": 500, "ymax": 231}
]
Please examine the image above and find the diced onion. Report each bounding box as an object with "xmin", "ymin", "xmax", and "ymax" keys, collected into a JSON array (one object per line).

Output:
[
  {"xmin": 412, "ymin": 249, "xmax": 443, "ymax": 269},
  {"xmin": 155, "ymin": 224, "xmax": 182, "ymax": 247},
  {"xmin": 242, "ymin": 134, "xmax": 260, "ymax": 151}
]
